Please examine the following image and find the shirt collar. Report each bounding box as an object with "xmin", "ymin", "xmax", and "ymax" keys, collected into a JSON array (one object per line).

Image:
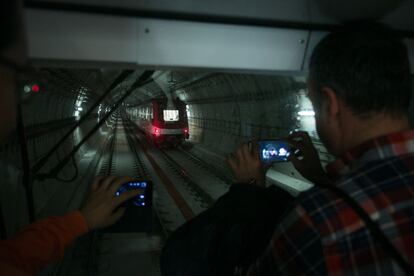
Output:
[{"xmin": 326, "ymin": 130, "xmax": 414, "ymax": 180}]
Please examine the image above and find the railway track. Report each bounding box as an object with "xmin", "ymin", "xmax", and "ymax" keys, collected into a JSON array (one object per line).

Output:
[
  {"xmin": 127, "ymin": 120, "xmax": 232, "ymax": 217},
  {"xmin": 90, "ymin": 115, "xmax": 166, "ymax": 276},
  {"xmin": 61, "ymin": 114, "xmax": 165, "ymax": 276},
  {"xmin": 56, "ymin": 114, "xmax": 235, "ymax": 276},
  {"xmin": 178, "ymin": 147, "xmax": 233, "ymax": 184}
]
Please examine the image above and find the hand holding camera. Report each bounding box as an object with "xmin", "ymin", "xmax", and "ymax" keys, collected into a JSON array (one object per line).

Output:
[
  {"xmin": 227, "ymin": 131, "xmax": 330, "ymax": 187},
  {"xmin": 226, "ymin": 141, "xmax": 266, "ymax": 187},
  {"xmin": 287, "ymin": 131, "xmax": 330, "ymax": 184}
]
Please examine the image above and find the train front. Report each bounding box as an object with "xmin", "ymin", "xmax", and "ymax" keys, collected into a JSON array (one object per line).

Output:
[{"xmin": 151, "ymin": 98, "xmax": 189, "ymax": 146}]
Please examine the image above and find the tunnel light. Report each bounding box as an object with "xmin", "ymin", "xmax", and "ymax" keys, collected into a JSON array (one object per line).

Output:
[
  {"xmin": 31, "ymin": 84, "xmax": 40, "ymax": 93},
  {"xmin": 23, "ymin": 85, "xmax": 31, "ymax": 93},
  {"xmin": 298, "ymin": 110, "xmax": 315, "ymax": 117},
  {"xmin": 186, "ymin": 105, "xmax": 191, "ymax": 117},
  {"xmin": 77, "ymin": 107, "xmax": 83, "ymax": 111},
  {"xmin": 23, "ymin": 84, "xmax": 40, "ymax": 93}
]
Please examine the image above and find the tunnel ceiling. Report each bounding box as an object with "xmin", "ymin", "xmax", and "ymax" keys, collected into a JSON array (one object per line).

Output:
[
  {"xmin": 130, "ymin": 70, "xmax": 307, "ymax": 108},
  {"xmin": 28, "ymin": 67, "xmax": 307, "ymax": 111},
  {"xmin": 123, "ymin": 70, "xmax": 215, "ymax": 107}
]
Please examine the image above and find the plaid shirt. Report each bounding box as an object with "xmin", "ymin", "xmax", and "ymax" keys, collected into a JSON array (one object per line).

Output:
[{"xmin": 244, "ymin": 130, "xmax": 414, "ymax": 275}]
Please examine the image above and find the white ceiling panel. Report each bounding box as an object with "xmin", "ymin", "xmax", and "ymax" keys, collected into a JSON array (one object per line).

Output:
[
  {"xmin": 136, "ymin": 19, "xmax": 308, "ymax": 71},
  {"xmin": 26, "ymin": 9, "xmax": 138, "ymax": 63}
]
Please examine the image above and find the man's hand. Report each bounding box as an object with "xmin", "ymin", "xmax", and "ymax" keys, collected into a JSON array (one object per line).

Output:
[
  {"xmin": 288, "ymin": 131, "xmax": 330, "ymax": 184},
  {"xmin": 227, "ymin": 141, "xmax": 266, "ymax": 187},
  {"xmin": 80, "ymin": 176, "xmax": 140, "ymax": 230}
]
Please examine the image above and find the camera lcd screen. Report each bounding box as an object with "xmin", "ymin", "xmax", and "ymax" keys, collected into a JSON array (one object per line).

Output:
[
  {"xmin": 115, "ymin": 180, "xmax": 152, "ymax": 207},
  {"xmin": 258, "ymin": 140, "xmax": 291, "ymax": 163}
]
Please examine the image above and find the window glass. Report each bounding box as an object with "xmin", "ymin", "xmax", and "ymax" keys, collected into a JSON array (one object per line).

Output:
[{"xmin": 163, "ymin": 110, "xmax": 179, "ymax": 122}]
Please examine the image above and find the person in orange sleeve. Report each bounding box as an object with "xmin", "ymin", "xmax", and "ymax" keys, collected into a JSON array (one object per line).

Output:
[
  {"xmin": 0, "ymin": 1, "xmax": 139, "ymax": 275},
  {"xmin": 0, "ymin": 176, "xmax": 140, "ymax": 276}
]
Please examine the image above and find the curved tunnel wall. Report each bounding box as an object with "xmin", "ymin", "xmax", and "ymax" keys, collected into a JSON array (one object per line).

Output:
[
  {"xmin": 0, "ymin": 69, "xmax": 114, "ymax": 236},
  {"xmin": 173, "ymin": 73, "xmax": 324, "ymax": 183},
  {"xmin": 181, "ymin": 75, "xmax": 414, "ymax": 189},
  {"xmin": 182, "ymin": 74, "xmax": 305, "ymax": 152}
]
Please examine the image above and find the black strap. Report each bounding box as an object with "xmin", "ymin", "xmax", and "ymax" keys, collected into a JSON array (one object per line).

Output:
[{"xmin": 320, "ymin": 183, "xmax": 413, "ymax": 275}]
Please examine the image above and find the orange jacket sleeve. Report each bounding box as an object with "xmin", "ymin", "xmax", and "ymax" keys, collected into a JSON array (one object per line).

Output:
[{"xmin": 0, "ymin": 210, "xmax": 89, "ymax": 275}]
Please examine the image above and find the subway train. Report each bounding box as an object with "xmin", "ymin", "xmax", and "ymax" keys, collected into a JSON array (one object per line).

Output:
[{"xmin": 136, "ymin": 98, "xmax": 189, "ymax": 146}]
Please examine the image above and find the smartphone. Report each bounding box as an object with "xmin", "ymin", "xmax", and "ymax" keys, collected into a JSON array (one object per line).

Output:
[
  {"xmin": 115, "ymin": 180, "xmax": 153, "ymax": 207},
  {"xmin": 107, "ymin": 180, "xmax": 153, "ymax": 233},
  {"xmin": 258, "ymin": 140, "xmax": 291, "ymax": 163}
]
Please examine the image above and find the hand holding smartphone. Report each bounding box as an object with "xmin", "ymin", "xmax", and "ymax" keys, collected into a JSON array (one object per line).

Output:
[
  {"xmin": 115, "ymin": 180, "xmax": 153, "ymax": 207},
  {"xmin": 107, "ymin": 180, "xmax": 153, "ymax": 233}
]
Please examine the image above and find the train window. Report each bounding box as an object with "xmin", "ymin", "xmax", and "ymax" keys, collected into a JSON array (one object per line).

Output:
[{"xmin": 163, "ymin": 110, "xmax": 179, "ymax": 122}]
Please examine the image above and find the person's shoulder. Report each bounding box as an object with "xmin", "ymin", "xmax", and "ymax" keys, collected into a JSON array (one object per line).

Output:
[
  {"xmin": 295, "ymin": 186, "xmax": 337, "ymax": 214},
  {"xmin": 286, "ymin": 185, "xmax": 344, "ymax": 232},
  {"xmin": 271, "ymin": 188, "xmax": 327, "ymax": 236}
]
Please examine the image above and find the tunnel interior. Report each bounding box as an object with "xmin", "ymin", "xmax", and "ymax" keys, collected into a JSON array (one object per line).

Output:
[
  {"xmin": 1, "ymin": 0, "xmax": 414, "ymax": 275},
  {"xmin": 0, "ymin": 67, "xmax": 336, "ymax": 274},
  {"xmin": 1, "ymin": 68, "xmax": 326, "ymax": 219},
  {"xmin": 1, "ymin": 66, "xmax": 413, "ymax": 274}
]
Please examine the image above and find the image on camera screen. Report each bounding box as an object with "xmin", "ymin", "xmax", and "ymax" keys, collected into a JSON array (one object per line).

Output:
[
  {"xmin": 259, "ymin": 140, "xmax": 291, "ymax": 163},
  {"xmin": 115, "ymin": 181, "xmax": 148, "ymax": 207}
]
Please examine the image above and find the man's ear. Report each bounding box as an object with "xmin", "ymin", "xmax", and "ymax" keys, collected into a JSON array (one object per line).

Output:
[{"xmin": 321, "ymin": 86, "xmax": 340, "ymax": 118}]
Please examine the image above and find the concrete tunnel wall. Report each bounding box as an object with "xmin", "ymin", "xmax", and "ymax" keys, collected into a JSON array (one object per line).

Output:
[
  {"xmin": 0, "ymin": 70, "xmax": 115, "ymax": 236},
  {"xmin": 179, "ymin": 73, "xmax": 332, "ymax": 185},
  {"xmin": 182, "ymin": 74, "xmax": 305, "ymax": 147},
  {"xmin": 180, "ymin": 75, "xmax": 414, "ymax": 187}
]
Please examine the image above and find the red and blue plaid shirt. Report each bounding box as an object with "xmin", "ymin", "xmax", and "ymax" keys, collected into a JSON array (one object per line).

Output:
[{"xmin": 245, "ymin": 130, "xmax": 414, "ymax": 275}]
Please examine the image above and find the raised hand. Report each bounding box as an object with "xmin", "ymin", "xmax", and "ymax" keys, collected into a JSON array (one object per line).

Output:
[
  {"xmin": 227, "ymin": 141, "xmax": 266, "ymax": 187},
  {"xmin": 288, "ymin": 131, "xmax": 331, "ymax": 185}
]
